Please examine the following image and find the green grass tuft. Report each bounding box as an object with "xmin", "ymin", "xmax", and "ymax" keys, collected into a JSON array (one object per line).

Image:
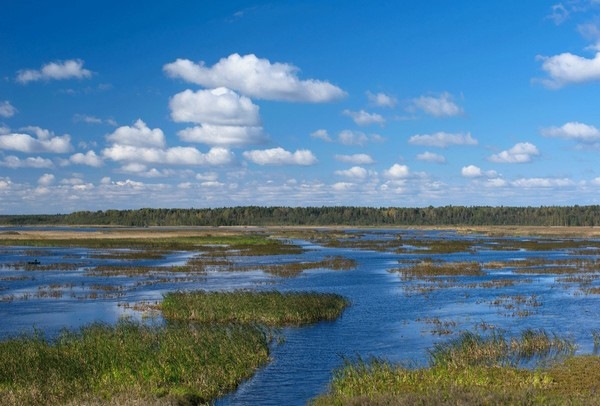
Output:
[{"xmin": 161, "ymin": 290, "xmax": 349, "ymax": 326}]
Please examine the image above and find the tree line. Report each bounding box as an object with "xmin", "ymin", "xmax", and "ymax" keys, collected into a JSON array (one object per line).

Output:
[{"xmin": 1, "ymin": 206, "xmax": 600, "ymax": 227}]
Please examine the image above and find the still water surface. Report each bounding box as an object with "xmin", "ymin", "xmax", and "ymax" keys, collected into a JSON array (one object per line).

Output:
[{"xmin": 1, "ymin": 228, "xmax": 599, "ymax": 405}]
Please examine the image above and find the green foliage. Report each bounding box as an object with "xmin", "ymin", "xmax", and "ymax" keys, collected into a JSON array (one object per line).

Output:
[
  {"xmin": 2, "ymin": 205, "xmax": 600, "ymax": 226},
  {"xmin": 161, "ymin": 290, "xmax": 349, "ymax": 326},
  {"xmin": 0, "ymin": 320, "xmax": 269, "ymax": 405},
  {"xmin": 313, "ymin": 331, "xmax": 588, "ymax": 405}
]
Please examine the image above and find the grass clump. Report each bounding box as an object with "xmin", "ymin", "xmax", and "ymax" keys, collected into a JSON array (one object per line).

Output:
[
  {"xmin": 313, "ymin": 330, "xmax": 589, "ymax": 406},
  {"xmin": 0, "ymin": 320, "xmax": 269, "ymax": 405},
  {"xmin": 394, "ymin": 261, "xmax": 483, "ymax": 279},
  {"xmin": 161, "ymin": 290, "xmax": 349, "ymax": 326},
  {"xmin": 253, "ymin": 256, "xmax": 356, "ymax": 277}
]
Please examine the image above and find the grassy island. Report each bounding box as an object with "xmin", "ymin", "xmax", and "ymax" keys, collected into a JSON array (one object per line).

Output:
[{"xmin": 161, "ymin": 290, "xmax": 349, "ymax": 326}]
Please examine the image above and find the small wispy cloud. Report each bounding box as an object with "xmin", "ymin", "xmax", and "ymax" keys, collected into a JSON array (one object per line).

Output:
[{"xmin": 17, "ymin": 59, "xmax": 92, "ymax": 84}]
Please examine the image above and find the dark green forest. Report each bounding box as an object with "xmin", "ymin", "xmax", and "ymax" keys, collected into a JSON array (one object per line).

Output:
[{"xmin": 1, "ymin": 206, "xmax": 600, "ymax": 227}]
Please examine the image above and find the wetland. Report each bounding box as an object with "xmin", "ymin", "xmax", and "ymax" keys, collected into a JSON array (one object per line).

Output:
[{"xmin": 1, "ymin": 226, "xmax": 600, "ymax": 404}]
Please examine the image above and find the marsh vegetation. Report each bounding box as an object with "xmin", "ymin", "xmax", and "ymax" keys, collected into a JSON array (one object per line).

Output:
[
  {"xmin": 313, "ymin": 331, "xmax": 598, "ymax": 405},
  {"xmin": 2, "ymin": 226, "xmax": 600, "ymax": 404},
  {"xmin": 0, "ymin": 321, "xmax": 270, "ymax": 405},
  {"xmin": 161, "ymin": 290, "xmax": 349, "ymax": 326},
  {"xmin": 0, "ymin": 290, "xmax": 349, "ymax": 405}
]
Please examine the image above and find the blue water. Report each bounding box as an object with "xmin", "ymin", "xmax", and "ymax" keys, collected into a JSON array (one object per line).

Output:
[{"xmin": 1, "ymin": 229, "xmax": 599, "ymax": 405}]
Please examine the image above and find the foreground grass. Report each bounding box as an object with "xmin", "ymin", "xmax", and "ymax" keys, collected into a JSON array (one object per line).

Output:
[
  {"xmin": 0, "ymin": 321, "xmax": 269, "ymax": 405},
  {"xmin": 0, "ymin": 290, "xmax": 349, "ymax": 404},
  {"xmin": 161, "ymin": 290, "xmax": 349, "ymax": 326},
  {"xmin": 312, "ymin": 330, "xmax": 600, "ymax": 405}
]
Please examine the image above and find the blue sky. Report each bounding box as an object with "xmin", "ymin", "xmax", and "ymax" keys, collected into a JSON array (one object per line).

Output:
[{"xmin": 2, "ymin": 1, "xmax": 600, "ymax": 213}]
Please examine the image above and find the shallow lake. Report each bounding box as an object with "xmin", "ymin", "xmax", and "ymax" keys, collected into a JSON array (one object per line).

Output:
[{"xmin": 1, "ymin": 228, "xmax": 599, "ymax": 405}]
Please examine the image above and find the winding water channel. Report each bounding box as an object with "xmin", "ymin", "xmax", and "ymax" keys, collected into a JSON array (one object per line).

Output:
[{"xmin": 1, "ymin": 228, "xmax": 599, "ymax": 405}]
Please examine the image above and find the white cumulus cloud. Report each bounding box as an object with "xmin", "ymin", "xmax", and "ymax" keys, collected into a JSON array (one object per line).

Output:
[
  {"xmin": 409, "ymin": 92, "xmax": 463, "ymax": 117},
  {"xmin": 366, "ymin": 91, "xmax": 396, "ymax": 108},
  {"xmin": 169, "ymin": 87, "xmax": 260, "ymax": 126},
  {"xmin": 416, "ymin": 151, "xmax": 446, "ymax": 163},
  {"xmin": 337, "ymin": 130, "xmax": 384, "ymax": 146},
  {"xmin": 384, "ymin": 163, "xmax": 410, "ymax": 179},
  {"xmin": 332, "ymin": 182, "xmax": 354, "ymax": 191},
  {"xmin": 178, "ymin": 124, "xmax": 266, "ymax": 147},
  {"xmin": 485, "ymin": 178, "xmax": 508, "ymax": 188},
  {"xmin": 334, "ymin": 166, "xmax": 370, "ymax": 180},
  {"xmin": 334, "ymin": 153, "xmax": 375, "ymax": 164},
  {"xmin": 243, "ymin": 147, "xmax": 317, "ymax": 165},
  {"xmin": 461, "ymin": 165, "xmax": 482, "ymax": 177},
  {"xmin": 106, "ymin": 119, "xmax": 165, "ymax": 148},
  {"xmin": 541, "ymin": 121, "xmax": 600, "ymax": 142},
  {"xmin": 461, "ymin": 165, "xmax": 498, "ymax": 178},
  {"xmin": 488, "ymin": 142, "xmax": 539, "ymax": 163},
  {"xmin": 38, "ymin": 173, "xmax": 55, "ymax": 186},
  {"xmin": 0, "ymin": 177, "xmax": 12, "ymax": 189},
  {"xmin": 163, "ymin": 53, "xmax": 346, "ymax": 102},
  {"xmin": 310, "ymin": 129, "xmax": 332, "ymax": 142},
  {"xmin": 342, "ymin": 109, "xmax": 385, "ymax": 126},
  {"xmin": 70, "ymin": 150, "xmax": 103, "ymax": 167},
  {"xmin": 338, "ymin": 130, "xmax": 368, "ymax": 146},
  {"xmin": 537, "ymin": 51, "xmax": 600, "ymax": 88},
  {"xmin": 103, "ymin": 145, "xmax": 234, "ymax": 166},
  {"xmin": 103, "ymin": 120, "xmax": 234, "ymax": 167},
  {"xmin": 408, "ymin": 132, "xmax": 477, "ymax": 148},
  {"xmin": 17, "ymin": 59, "xmax": 92, "ymax": 84},
  {"xmin": 0, "ymin": 126, "xmax": 72, "ymax": 153},
  {"xmin": 0, "ymin": 155, "xmax": 53, "ymax": 168}
]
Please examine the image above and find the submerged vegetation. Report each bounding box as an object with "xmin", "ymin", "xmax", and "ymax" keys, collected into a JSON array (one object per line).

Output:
[
  {"xmin": 161, "ymin": 290, "xmax": 349, "ymax": 326},
  {"xmin": 313, "ymin": 330, "xmax": 597, "ymax": 405}
]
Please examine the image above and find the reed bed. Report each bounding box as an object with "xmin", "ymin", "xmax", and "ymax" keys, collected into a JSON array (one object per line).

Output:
[
  {"xmin": 249, "ymin": 256, "xmax": 356, "ymax": 277},
  {"xmin": 0, "ymin": 320, "xmax": 269, "ymax": 405},
  {"xmin": 313, "ymin": 330, "xmax": 590, "ymax": 405},
  {"xmin": 393, "ymin": 261, "xmax": 484, "ymax": 279},
  {"xmin": 429, "ymin": 330, "xmax": 575, "ymax": 368},
  {"xmin": 161, "ymin": 290, "xmax": 349, "ymax": 326}
]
